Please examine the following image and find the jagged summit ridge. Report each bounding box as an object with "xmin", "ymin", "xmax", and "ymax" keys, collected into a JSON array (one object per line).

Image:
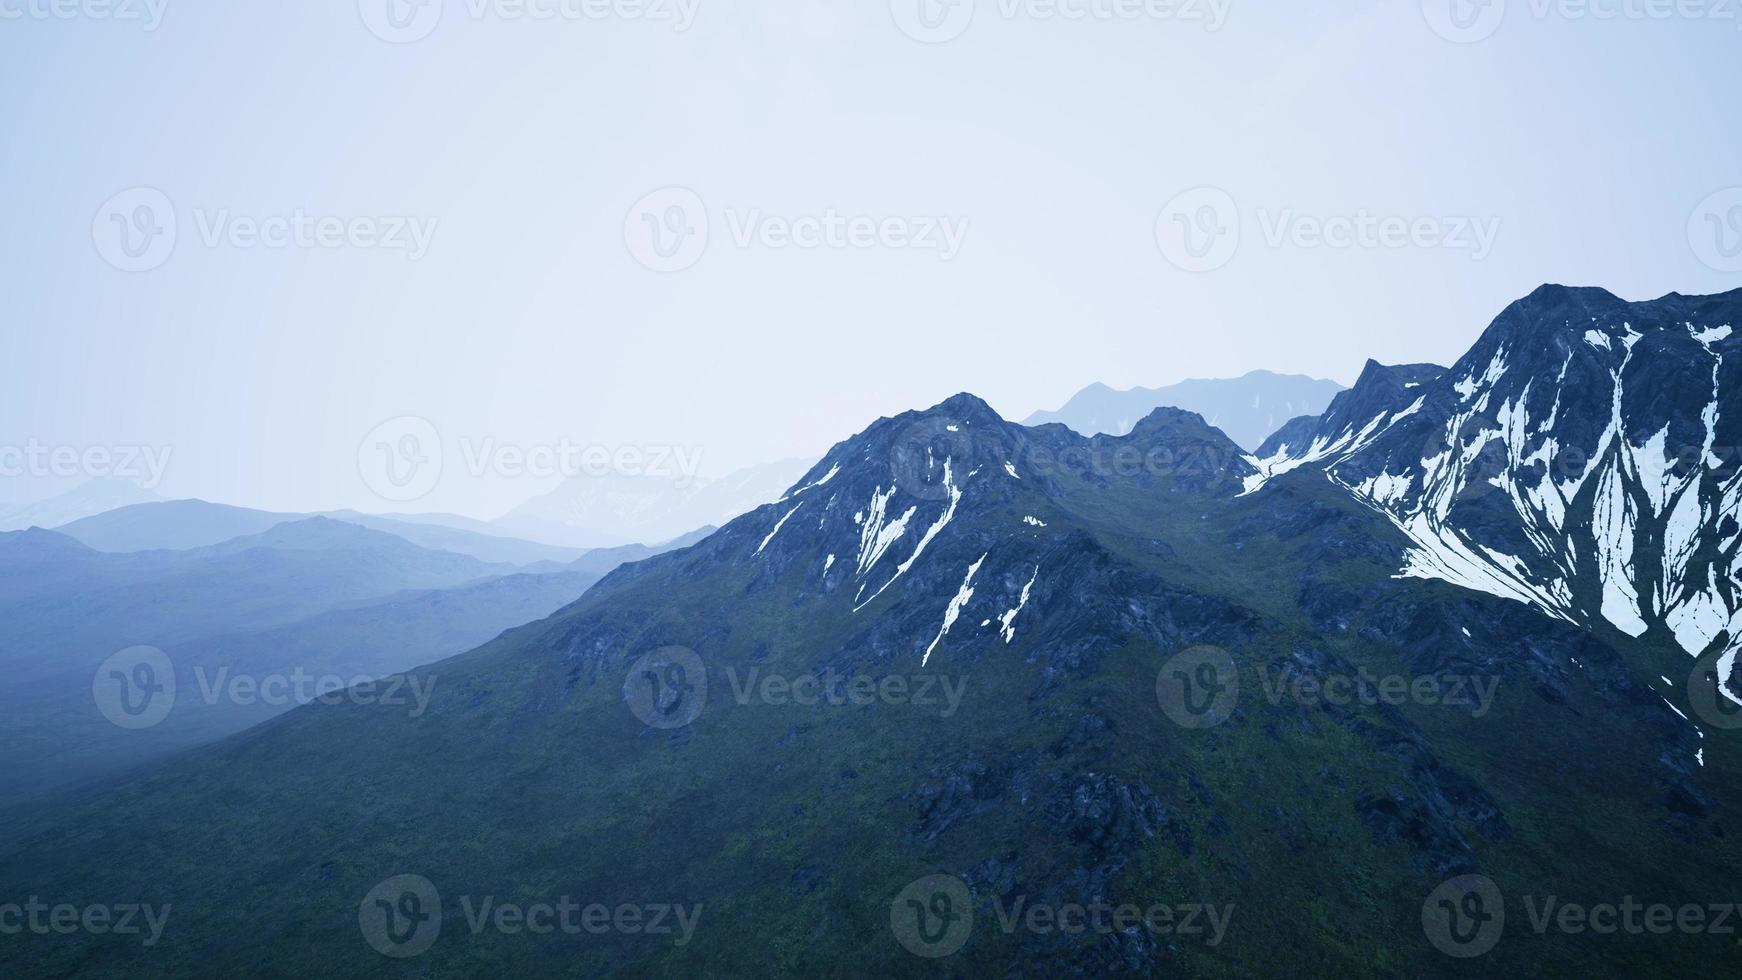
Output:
[
  {"xmin": 1247, "ymin": 285, "xmax": 1742, "ymax": 709},
  {"xmin": 708, "ymin": 392, "xmax": 1255, "ymax": 669}
]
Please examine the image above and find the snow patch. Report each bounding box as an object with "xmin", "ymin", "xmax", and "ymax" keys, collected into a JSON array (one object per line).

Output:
[
  {"xmin": 755, "ymin": 503, "xmax": 803, "ymax": 556},
  {"xmin": 923, "ymin": 553, "xmax": 985, "ymax": 666},
  {"xmin": 999, "ymin": 565, "xmax": 1040, "ymax": 644}
]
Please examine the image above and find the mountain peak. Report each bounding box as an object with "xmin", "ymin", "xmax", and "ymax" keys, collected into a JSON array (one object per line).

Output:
[
  {"xmin": 1523, "ymin": 282, "xmax": 1622, "ymax": 306},
  {"xmin": 0, "ymin": 526, "xmax": 94, "ymax": 558},
  {"xmin": 925, "ymin": 392, "xmax": 1005, "ymax": 425},
  {"xmin": 1124, "ymin": 405, "xmax": 1235, "ymax": 448},
  {"xmin": 1022, "ymin": 373, "xmax": 1344, "ymax": 451}
]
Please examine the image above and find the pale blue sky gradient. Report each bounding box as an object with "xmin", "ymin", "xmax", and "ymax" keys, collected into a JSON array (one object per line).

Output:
[{"xmin": 2, "ymin": 0, "xmax": 1738, "ymax": 517}]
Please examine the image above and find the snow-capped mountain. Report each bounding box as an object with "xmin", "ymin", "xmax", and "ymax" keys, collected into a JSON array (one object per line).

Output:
[
  {"xmin": 1024, "ymin": 370, "xmax": 1345, "ymax": 450},
  {"xmin": 10, "ymin": 364, "xmax": 1736, "ymax": 978},
  {"xmin": 1248, "ymin": 285, "xmax": 1742, "ymax": 700},
  {"xmin": 729, "ymin": 394, "xmax": 1263, "ymax": 675}
]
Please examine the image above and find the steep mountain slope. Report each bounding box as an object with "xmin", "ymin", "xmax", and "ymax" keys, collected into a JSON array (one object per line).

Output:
[
  {"xmin": 2, "ymin": 384, "xmax": 1733, "ymax": 977},
  {"xmin": 1024, "ymin": 370, "xmax": 1344, "ymax": 450},
  {"xmin": 1249, "ymin": 285, "xmax": 1742, "ymax": 709}
]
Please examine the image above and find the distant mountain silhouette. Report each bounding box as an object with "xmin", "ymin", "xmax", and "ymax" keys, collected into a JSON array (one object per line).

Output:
[{"xmin": 1024, "ymin": 370, "xmax": 1344, "ymax": 450}]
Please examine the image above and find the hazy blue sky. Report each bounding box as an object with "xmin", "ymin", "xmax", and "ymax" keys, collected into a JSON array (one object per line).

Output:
[{"xmin": 2, "ymin": 0, "xmax": 1739, "ymax": 518}]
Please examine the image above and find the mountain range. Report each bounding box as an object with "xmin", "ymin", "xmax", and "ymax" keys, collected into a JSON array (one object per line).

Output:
[
  {"xmin": 56, "ymin": 499, "xmax": 594, "ymax": 566},
  {"xmin": 1024, "ymin": 370, "xmax": 1345, "ymax": 450},
  {"xmin": 0, "ymin": 478, "xmax": 161, "ymax": 532},
  {"xmin": 0, "ymin": 508, "xmax": 707, "ymax": 806},
  {"xmin": 2, "ymin": 286, "xmax": 1737, "ymax": 977}
]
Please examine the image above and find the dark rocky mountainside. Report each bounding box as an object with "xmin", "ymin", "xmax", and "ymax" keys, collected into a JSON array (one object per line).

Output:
[{"xmin": 5, "ymin": 292, "xmax": 1740, "ymax": 976}]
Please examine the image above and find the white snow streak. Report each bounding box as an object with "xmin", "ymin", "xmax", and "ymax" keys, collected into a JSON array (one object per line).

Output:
[{"xmin": 924, "ymin": 553, "xmax": 985, "ymax": 666}]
